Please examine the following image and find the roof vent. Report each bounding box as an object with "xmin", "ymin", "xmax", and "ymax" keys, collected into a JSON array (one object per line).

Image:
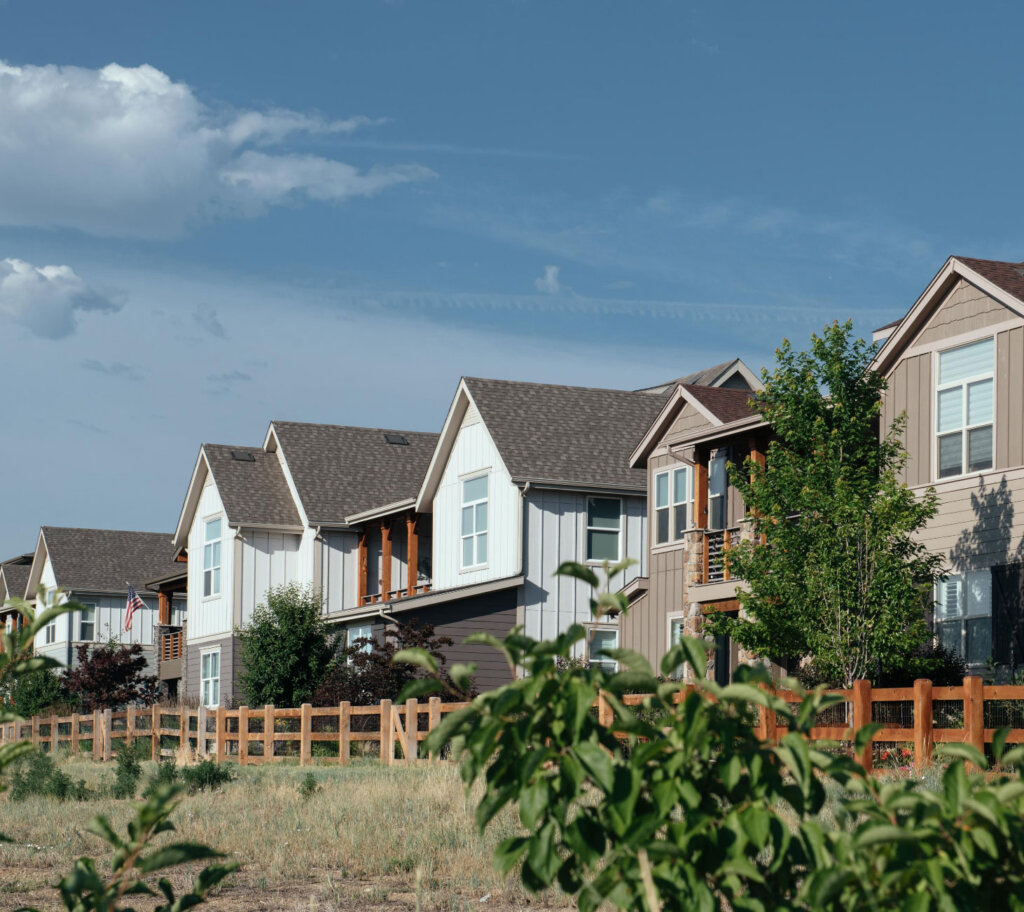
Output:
[
  {"xmin": 230, "ymin": 450, "xmax": 256, "ymax": 462},
  {"xmin": 384, "ymin": 433, "xmax": 409, "ymax": 446}
]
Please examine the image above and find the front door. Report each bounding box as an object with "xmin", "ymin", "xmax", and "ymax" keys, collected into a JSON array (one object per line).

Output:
[{"xmin": 714, "ymin": 632, "xmax": 731, "ymax": 686}]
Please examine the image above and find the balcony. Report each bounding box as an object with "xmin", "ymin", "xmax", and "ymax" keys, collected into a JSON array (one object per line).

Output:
[
  {"xmin": 360, "ymin": 582, "xmax": 432, "ymax": 607},
  {"xmin": 158, "ymin": 630, "xmax": 182, "ymax": 680},
  {"xmin": 694, "ymin": 527, "xmax": 742, "ymax": 602}
]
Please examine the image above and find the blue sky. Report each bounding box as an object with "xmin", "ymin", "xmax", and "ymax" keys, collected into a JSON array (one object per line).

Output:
[{"xmin": 1, "ymin": 1, "xmax": 1021, "ymax": 557}]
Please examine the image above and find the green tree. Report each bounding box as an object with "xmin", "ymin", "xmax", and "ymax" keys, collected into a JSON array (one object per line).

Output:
[
  {"xmin": 3, "ymin": 665, "xmax": 69, "ymax": 716},
  {"xmin": 237, "ymin": 583, "xmax": 338, "ymax": 707},
  {"xmin": 705, "ymin": 321, "xmax": 941, "ymax": 686}
]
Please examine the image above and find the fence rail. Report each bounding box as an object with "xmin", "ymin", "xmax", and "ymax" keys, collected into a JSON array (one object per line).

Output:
[{"xmin": 2, "ymin": 676, "xmax": 1023, "ymax": 771}]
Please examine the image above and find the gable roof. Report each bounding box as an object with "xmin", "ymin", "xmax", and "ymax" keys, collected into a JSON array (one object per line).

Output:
[
  {"xmin": 639, "ymin": 358, "xmax": 761, "ymax": 394},
  {"xmin": 269, "ymin": 422, "xmax": 440, "ymax": 525},
  {"xmin": 0, "ymin": 555, "xmax": 32, "ymax": 604},
  {"xmin": 203, "ymin": 445, "xmax": 303, "ymax": 529},
  {"xmin": 872, "ymin": 255, "xmax": 1024, "ymax": 375},
  {"xmin": 31, "ymin": 527, "xmax": 180, "ymax": 596},
  {"xmin": 630, "ymin": 383, "xmax": 762, "ymax": 467}
]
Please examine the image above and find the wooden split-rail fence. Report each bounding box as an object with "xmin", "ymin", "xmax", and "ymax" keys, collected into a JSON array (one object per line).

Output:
[{"xmin": 2, "ymin": 676, "xmax": 1023, "ymax": 772}]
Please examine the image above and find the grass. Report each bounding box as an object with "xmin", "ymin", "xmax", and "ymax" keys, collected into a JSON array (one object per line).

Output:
[{"xmin": 0, "ymin": 752, "xmax": 569, "ymax": 911}]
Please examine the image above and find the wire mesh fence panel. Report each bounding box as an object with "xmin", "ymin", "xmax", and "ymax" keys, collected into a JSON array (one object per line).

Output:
[
  {"xmin": 933, "ymin": 699, "xmax": 964, "ymax": 729},
  {"xmin": 871, "ymin": 700, "xmax": 914, "ymax": 729},
  {"xmin": 985, "ymin": 697, "xmax": 1024, "ymax": 729}
]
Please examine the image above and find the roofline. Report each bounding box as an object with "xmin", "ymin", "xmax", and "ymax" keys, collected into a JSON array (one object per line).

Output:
[
  {"xmin": 263, "ymin": 423, "xmax": 310, "ymax": 528},
  {"xmin": 515, "ymin": 479, "xmax": 647, "ymax": 495},
  {"xmin": 24, "ymin": 529, "xmax": 49, "ymax": 600},
  {"xmin": 345, "ymin": 498, "xmax": 417, "ymax": 525},
  {"xmin": 173, "ymin": 447, "xmax": 212, "ymax": 550},
  {"xmin": 415, "ymin": 378, "xmax": 473, "ymax": 512},
  {"xmin": 144, "ymin": 569, "xmax": 189, "ymax": 589},
  {"xmin": 666, "ymin": 414, "xmax": 768, "ymax": 451},
  {"xmin": 235, "ymin": 522, "xmax": 306, "ymax": 534},
  {"xmin": 719, "ymin": 360, "xmax": 764, "ymax": 392},
  {"xmin": 871, "ymin": 256, "xmax": 1024, "ymax": 375},
  {"xmin": 629, "ymin": 385, "xmax": 725, "ymax": 468},
  {"xmin": 329, "ymin": 574, "xmax": 525, "ymax": 622}
]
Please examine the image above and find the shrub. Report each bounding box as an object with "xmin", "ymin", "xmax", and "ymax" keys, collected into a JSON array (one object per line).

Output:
[
  {"xmin": 238, "ymin": 584, "xmax": 338, "ymax": 707},
  {"xmin": 111, "ymin": 741, "xmax": 143, "ymax": 799},
  {"xmin": 8, "ymin": 751, "xmax": 91, "ymax": 801},
  {"xmin": 142, "ymin": 759, "xmax": 182, "ymax": 798},
  {"xmin": 297, "ymin": 772, "xmax": 320, "ymax": 800},
  {"xmin": 61, "ymin": 640, "xmax": 160, "ymax": 711},
  {"xmin": 180, "ymin": 759, "xmax": 234, "ymax": 794},
  {"xmin": 874, "ymin": 640, "xmax": 968, "ymax": 687},
  {"xmin": 3, "ymin": 666, "xmax": 71, "ymax": 716}
]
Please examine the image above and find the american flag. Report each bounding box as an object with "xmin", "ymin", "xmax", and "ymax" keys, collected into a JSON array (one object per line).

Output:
[{"xmin": 125, "ymin": 585, "xmax": 145, "ymax": 631}]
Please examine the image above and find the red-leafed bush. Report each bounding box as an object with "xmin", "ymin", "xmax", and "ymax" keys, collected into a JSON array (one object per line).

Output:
[{"xmin": 61, "ymin": 641, "xmax": 160, "ymax": 711}]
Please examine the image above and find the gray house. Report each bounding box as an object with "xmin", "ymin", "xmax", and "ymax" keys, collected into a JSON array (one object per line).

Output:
[{"xmin": 0, "ymin": 553, "xmax": 33, "ymax": 633}]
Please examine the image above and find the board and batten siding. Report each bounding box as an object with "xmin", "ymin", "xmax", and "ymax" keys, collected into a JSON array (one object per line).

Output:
[
  {"xmin": 320, "ymin": 530, "xmax": 358, "ymax": 615},
  {"xmin": 520, "ymin": 489, "xmax": 645, "ymax": 649},
  {"xmin": 186, "ymin": 477, "xmax": 233, "ymax": 641},
  {"xmin": 620, "ymin": 545, "xmax": 689, "ymax": 665},
  {"xmin": 236, "ymin": 529, "xmax": 303, "ymax": 625},
  {"xmin": 431, "ymin": 412, "xmax": 521, "ymax": 591}
]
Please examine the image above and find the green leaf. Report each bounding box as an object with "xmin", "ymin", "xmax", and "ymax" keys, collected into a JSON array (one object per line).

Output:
[
  {"xmin": 395, "ymin": 677, "xmax": 444, "ymax": 703},
  {"xmin": 449, "ymin": 663, "xmax": 477, "ymax": 693},
  {"xmin": 853, "ymin": 823, "xmax": 923, "ymax": 848},
  {"xmin": 678, "ymin": 637, "xmax": 707, "ymax": 679},
  {"xmin": 392, "ymin": 647, "xmax": 438, "ymax": 674},
  {"xmin": 519, "ymin": 781, "xmax": 548, "ymax": 830},
  {"xmin": 602, "ymin": 648, "xmax": 653, "ymax": 677},
  {"xmin": 555, "ymin": 561, "xmax": 600, "ymax": 588},
  {"xmin": 575, "ymin": 741, "xmax": 615, "ymax": 793},
  {"xmin": 493, "ymin": 836, "xmax": 529, "ymax": 874},
  {"xmin": 936, "ymin": 743, "xmax": 987, "ymax": 771}
]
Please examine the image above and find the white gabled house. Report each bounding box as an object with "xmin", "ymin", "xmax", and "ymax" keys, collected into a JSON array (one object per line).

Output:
[{"xmin": 22, "ymin": 527, "xmax": 184, "ymax": 672}]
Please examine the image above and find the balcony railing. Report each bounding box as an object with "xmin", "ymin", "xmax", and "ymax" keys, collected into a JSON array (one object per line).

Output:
[
  {"xmin": 360, "ymin": 582, "xmax": 432, "ymax": 607},
  {"xmin": 702, "ymin": 528, "xmax": 740, "ymax": 584},
  {"xmin": 160, "ymin": 631, "xmax": 182, "ymax": 662}
]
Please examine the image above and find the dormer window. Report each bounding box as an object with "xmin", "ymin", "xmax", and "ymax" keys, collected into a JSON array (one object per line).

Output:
[{"xmin": 936, "ymin": 338, "xmax": 994, "ymax": 479}]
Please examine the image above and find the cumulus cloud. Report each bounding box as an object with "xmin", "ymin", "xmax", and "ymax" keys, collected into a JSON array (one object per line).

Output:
[
  {"xmin": 534, "ymin": 265, "xmax": 562, "ymax": 295},
  {"xmin": 0, "ymin": 61, "xmax": 435, "ymax": 238},
  {"xmin": 0, "ymin": 258, "xmax": 121, "ymax": 338}
]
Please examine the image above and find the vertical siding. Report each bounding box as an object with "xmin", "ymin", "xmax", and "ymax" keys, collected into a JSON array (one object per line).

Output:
[
  {"xmin": 431, "ymin": 418, "xmax": 521, "ymax": 590},
  {"xmin": 186, "ymin": 478, "xmax": 233, "ymax": 640},
  {"xmin": 237, "ymin": 530, "xmax": 302, "ymax": 625},
  {"xmin": 620, "ymin": 547, "xmax": 688, "ymax": 664},
  {"xmin": 1004, "ymin": 327, "xmax": 1024, "ymax": 468},
  {"xmin": 884, "ymin": 353, "xmax": 930, "ymax": 487},
  {"xmin": 321, "ymin": 530, "xmax": 358, "ymax": 615},
  {"xmin": 520, "ymin": 490, "xmax": 643, "ymax": 654}
]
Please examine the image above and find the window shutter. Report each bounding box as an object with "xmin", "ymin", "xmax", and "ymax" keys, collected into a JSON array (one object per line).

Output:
[{"xmin": 991, "ymin": 564, "xmax": 1023, "ymax": 668}]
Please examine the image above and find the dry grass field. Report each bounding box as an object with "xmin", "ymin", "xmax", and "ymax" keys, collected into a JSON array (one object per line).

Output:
[{"xmin": 0, "ymin": 754, "xmax": 572, "ymax": 911}]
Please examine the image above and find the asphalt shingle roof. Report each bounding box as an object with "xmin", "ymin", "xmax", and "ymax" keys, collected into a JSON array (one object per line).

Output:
[
  {"xmin": 203, "ymin": 444, "xmax": 302, "ymax": 528},
  {"xmin": 271, "ymin": 422, "xmax": 440, "ymax": 523},
  {"xmin": 682, "ymin": 384, "xmax": 759, "ymax": 425},
  {"xmin": 956, "ymin": 256, "xmax": 1024, "ymax": 303},
  {"xmin": 41, "ymin": 527, "xmax": 180, "ymax": 595},
  {"xmin": 638, "ymin": 359, "xmax": 744, "ymax": 394},
  {"xmin": 1, "ymin": 556, "xmax": 31, "ymax": 602},
  {"xmin": 463, "ymin": 378, "xmax": 670, "ymax": 490}
]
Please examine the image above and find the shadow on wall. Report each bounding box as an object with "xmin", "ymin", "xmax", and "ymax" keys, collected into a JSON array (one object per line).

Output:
[{"xmin": 949, "ymin": 478, "xmax": 1024, "ymax": 676}]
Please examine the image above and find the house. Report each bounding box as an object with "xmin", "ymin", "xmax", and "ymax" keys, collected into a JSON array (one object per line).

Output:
[
  {"xmin": 872, "ymin": 256, "xmax": 1024, "ymax": 675},
  {"xmin": 23, "ymin": 527, "xmax": 184, "ymax": 672},
  {"xmin": 0, "ymin": 553, "xmax": 33, "ymax": 637},
  {"xmin": 145, "ymin": 560, "xmax": 188, "ymax": 700},
  {"xmin": 171, "ymin": 424, "xmax": 438, "ymax": 707},
  {"xmin": 332, "ymin": 363, "xmax": 757, "ymax": 688},
  {"xmin": 620, "ymin": 379, "xmax": 766, "ymax": 683}
]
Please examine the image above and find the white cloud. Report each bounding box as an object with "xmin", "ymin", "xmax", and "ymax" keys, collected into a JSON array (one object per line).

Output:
[
  {"xmin": 0, "ymin": 61, "xmax": 434, "ymax": 238},
  {"xmin": 0, "ymin": 257, "xmax": 121, "ymax": 338},
  {"xmin": 534, "ymin": 264, "xmax": 562, "ymax": 295}
]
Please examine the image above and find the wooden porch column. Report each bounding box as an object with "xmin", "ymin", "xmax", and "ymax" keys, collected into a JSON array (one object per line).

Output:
[
  {"xmin": 406, "ymin": 514, "xmax": 418, "ymax": 597},
  {"xmin": 381, "ymin": 520, "xmax": 393, "ymax": 601},
  {"xmin": 158, "ymin": 591, "xmax": 171, "ymax": 626},
  {"xmin": 749, "ymin": 438, "xmax": 766, "ymax": 544},
  {"xmin": 694, "ymin": 451, "xmax": 709, "ymax": 529},
  {"xmin": 357, "ymin": 531, "xmax": 368, "ymax": 604}
]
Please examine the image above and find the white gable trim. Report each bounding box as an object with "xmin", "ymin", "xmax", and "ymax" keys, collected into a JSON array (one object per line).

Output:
[
  {"xmin": 24, "ymin": 529, "xmax": 50, "ymax": 599},
  {"xmin": 718, "ymin": 360, "xmax": 763, "ymax": 391},
  {"xmin": 172, "ymin": 448, "xmax": 214, "ymax": 551},
  {"xmin": 263, "ymin": 423, "xmax": 310, "ymax": 528},
  {"xmin": 629, "ymin": 386, "xmax": 723, "ymax": 468},
  {"xmin": 872, "ymin": 257, "xmax": 1024, "ymax": 376}
]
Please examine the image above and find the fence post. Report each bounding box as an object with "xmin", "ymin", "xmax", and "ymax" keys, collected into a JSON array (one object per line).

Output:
[
  {"xmin": 852, "ymin": 679, "xmax": 873, "ymax": 773},
  {"xmin": 215, "ymin": 707, "xmax": 226, "ymax": 763},
  {"xmin": 264, "ymin": 704, "xmax": 274, "ymax": 762},
  {"xmin": 239, "ymin": 706, "xmax": 249, "ymax": 766},
  {"xmin": 49, "ymin": 712, "xmax": 57, "ymax": 753},
  {"xmin": 763, "ymin": 691, "xmax": 778, "ymax": 744},
  {"xmin": 178, "ymin": 707, "xmax": 188, "ymax": 758},
  {"xmin": 126, "ymin": 704, "xmax": 135, "ymax": 751},
  {"xmin": 406, "ymin": 698, "xmax": 418, "ymax": 763},
  {"xmin": 92, "ymin": 709, "xmax": 101, "ymax": 761},
  {"xmin": 427, "ymin": 697, "xmax": 441, "ymax": 761},
  {"xmin": 964, "ymin": 675, "xmax": 984, "ymax": 769},
  {"xmin": 597, "ymin": 690, "xmax": 614, "ymax": 729},
  {"xmin": 197, "ymin": 705, "xmax": 207, "ymax": 756},
  {"xmin": 379, "ymin": 699, "xmax": 393, "ymax": 766},
  {"xmin": 339, "ymin": 702, "xmax": 351, "ymax": 765},
  {"xmin": 71, "ymin": 712, "xmax": 79, "ymax": 755},
  {"xmin": 913, "ymin": 679, "xmax": 933, "ymax": 773},
  {"xmin": 300, "ymin": 703, "xmax": 312, "ymax": 766},
  {"xmin": 32, "ymin": 713, "xmax": 39, "ymax": 748},
  {"xmin": 103, "ymin": 708, "xmax": 112, "ymax": 761},
  {"xmin": 150, "ymin": 705, "xmax": 158, "ymax": 760}
]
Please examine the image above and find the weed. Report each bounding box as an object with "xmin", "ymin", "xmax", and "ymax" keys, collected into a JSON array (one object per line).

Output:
[
  {"xmin": 111, "ymin": 741, "xmax": 142, "ymax": 799},
  {"xmin": 297, "ymin": 771, "xmax": 320, "ymax": 800},
  {"xmin": 180, "ymin": 758, "xmax": 235, "ymax": 793},
  {"xmin": 142, "ymin": 759, "xmax": 181, "ymax": 798}
]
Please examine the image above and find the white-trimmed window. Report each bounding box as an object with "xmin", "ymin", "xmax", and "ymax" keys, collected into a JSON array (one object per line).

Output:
[
  {"xmin": 668, "ymin": 616, "xmax": 686, "ymax": 679},
  {"xmin": 461, "ymin": 475, "xmax": 489, "ymax": 569},
  {"xmin": 588, "ymin": 627, "xmax": 619, "ymax": 673},
  {"xmin": 200, "ymin": 649, "xmax": 220, "ymax": 708},
  {"xmin": 203, "ymin": 518, "xmax": 222, "ymax": 597},
  {"xmin": 936, "ymin": 338, "xmax": 994, "ymax": 479},
  {"xmin": 587, "ymin": 497, "xmax": 622, "ymax": 562},
  {"xmin": 708, "ymin": 450, "xmax": 728, "ymax": 530},
  {"xmin": 44, "ymin": 615, "xmax": 56, "ymax": 645},
  {"xmin": 348, "ymin": 623, "xmax": 373, "ymax": 656},
  {"xmin": 936, "ymin": 572, "xmax": 992, "ymax": 666},
  {"xmin": 79, "ymin": 602, "xmax": 95, "ymax": 642},
  {"xmin": 655, "ymin": 467, "xmax": 692, "ymax": 545}
]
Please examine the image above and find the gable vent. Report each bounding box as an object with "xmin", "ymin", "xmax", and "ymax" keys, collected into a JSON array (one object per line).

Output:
[
  {"xmin": 384, "ymin": 433, "xmax": 409, "ymax": 446},
  {"xmin": 230, "ymin": 450, "xmax": 256, "ymax": 462}
]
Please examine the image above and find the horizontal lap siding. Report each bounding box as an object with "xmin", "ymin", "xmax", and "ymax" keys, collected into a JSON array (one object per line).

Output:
[
  {"xmin": 185, "ymin": 634, "xmax": 236, "ymax": 707},
  {"xmin": 915, "ymin": 279, "xmax": 1012, "ymax": 345}
]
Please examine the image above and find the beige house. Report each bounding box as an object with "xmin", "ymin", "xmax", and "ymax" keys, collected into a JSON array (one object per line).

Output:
[{"xmin": 874, "ymin": 256, "xmax": 1024, "ymax": 674}]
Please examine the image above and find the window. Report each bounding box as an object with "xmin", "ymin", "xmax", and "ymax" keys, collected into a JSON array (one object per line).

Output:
[
  {"xmin": 348, "ymin": 623, "xmax": 373, "ymax": 656},
  {"xmin": 668, "ymin": 617, "xmax": 686, "ymax": 679},
  {"xmin": 79, "ymin": 602, "xmax": 95, "ymax": 641},
  {"xmin": 461, "ymin": 475, "xmax": 488, "ymax": 569},
  {"xmin": 200, "ymin": 649, "xmax": 220, "ymax": 708},
  {"xmin": 203, "ymin": 518, "xmax": 222, "ymax": 597},
  {"xmin": 936, "ymin": 338, "xmax": 994, "ymax": 479},
  {"xmin": 708, "ymin": 450, "xmax": 728, "ymax": 530},
  {"xmin": 586, "ymin": 497, "xmax": 622, "ymax": 562},
  {"xmin": 588, "ymin": 627, "xmax": 619, "ymax": 673},
  {"xmin": 655, "ymin": 466, "xmax": 693, "ymax": 545},
  {"xmin": 936, "ymin": 571, "xmax": 992, "ymax": 666},
  {"xmin": 44, "ymin": 614, "xmax": 56, "ymax": 645}
]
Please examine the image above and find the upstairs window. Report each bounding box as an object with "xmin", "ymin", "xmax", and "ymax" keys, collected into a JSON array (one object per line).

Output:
[
  {"xmin": 936, "ymin": 571, "xmax": 992, "ymax": 666},
  {"xmin": 44, "ymin": 615, "xmax": 56, "ymax": 645},
  {"xmin": 655, "ymin": 467, "xmax": 692, "ymax": 545},
  {"xmin": 708, "ymin": 450, "xmax": 729, "ymax": 530},
  {"xmin": 203, "ymin": 518, "xmax": 222, "ymax": 597},
  {"xmin": 587, "ymin": 497, "xmax": 622, "ymax": 562},
  {"xmin": 200, "ymin": 649, "xmax": 220, "ymax": 708},
  {"xmin": 587, "ymin": 627, "xmax": 619, "ymax": 673},
  {"xmin": 79, "ymin": 602, "xmax": 95, "ymax": 641},
  {"xmin": 461, "ymin": 475, "xmax": 488, "ymax": 569},
  {"xmin": 937, "ymin": 338, "xmax": 994, "ymax": 479}
]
